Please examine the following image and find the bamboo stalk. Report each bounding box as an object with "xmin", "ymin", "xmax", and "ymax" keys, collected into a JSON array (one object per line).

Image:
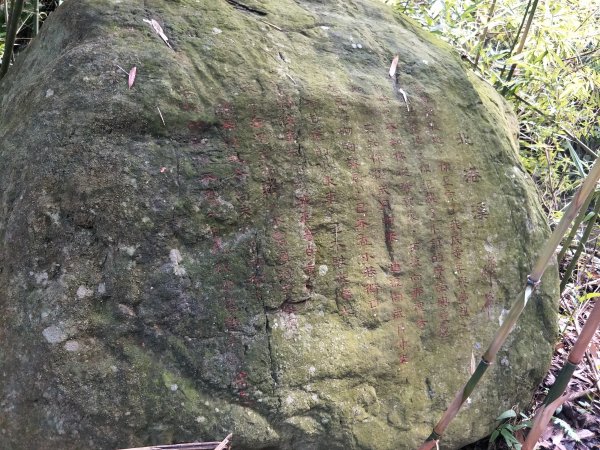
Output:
[
  {"xmin": 118, "ymin": 439, "xmax": 230, "ymax": 450},
  {"xmin": 213, "ymin": 433, "xmax": 233, "ymax": 450},
  {"xmin": 523, "ymin": 299, "xmax": 600, "ymax": 450},
  {"xmin": 417, "ymin": 155, "xmax": 600, "ymax": 449},
  {"xmin": 557, "ymin": 191, "xmax": 597, "ymax": 263},
  {"xmin": 530, "ymin": 156, "xmax": 600, "ymax": 282},
  {"xmin": 472, "ymin": 0, "xmax": 497, "ymax": 69},
  {"xmin": 502, "ymin": 0, "xmax": 540, "ymax": 93},
  {"xmin": 498, "ymin": 0, "xmax": 532, "ymax": 82},
  {"xmin": 560, "ymin": 197, "xmax": 600, "ymax": 292},
  {"xmin": 0, "ymin": 0, "xmax": 24, "ymax": 79},
  {"xmin": 34, "ymin": 0, "xmax": 38, "ymax": 36}
]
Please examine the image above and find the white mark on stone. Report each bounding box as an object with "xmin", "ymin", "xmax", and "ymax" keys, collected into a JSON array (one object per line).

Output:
[
  {"xmin": 309, "ymin": 366, "xmax": 316, "ymax": 376},
  {"xmin": 170, "ymin": 384, "xmax": 178, "ymax": 392},
  {"xmin": 500, "ymin": 356, "xmax": 510, "ymax": 367},
  {"xmin": 42, "ymin": 325, "xmax": 68, "ymax": 344},
  {"xmin": 498, "ymin": 309, "xmax": 510, "ymax": 326},
  {"xmin": 196, "ymin": 416, "xmax": 207, "ymax": 423},
  {"xmin": 117, "ymin": 304, "xmax": 136, "ymax": 317},
  {"xmin": 76, "ymin": 285, "xmax": 93, "ymax": 299},
  {"xmin": 64, "ymin": 340, "xmax": 80, "ymax": 352},
  {"xmin": 318, "ymin": 265, "xmax": 328, "ymax": 276},
  {"xmin": 170, "ymin": 249, "xmax": 183, "ymax": 264},
  {"xmin": 97, "ymin": 283, "xmax": 106, "ymax": 295},
  {"xmin": 48, "ymin": 211, "xmax": 60, "ymax": 225},
  {"xmin": 286, "ymin": 395, "xmax": 294, "ymax": 405},
  {"xmin": 45, "ymin": 89, "xmax": 54, "ymax": 97},
  {"xmin": 169, "ymin": 249, "xmax": 186, "ymax": 276},
  {"xmin": 277, "ymin": 311, "xmax": 299, "ymax": 339},
  {"xmin": 34, "ymin": 271, "xmax": 49, "ymax": 286},
  {"xmin": 212, "ymin": 27, "xmax": 222, "ymax": 34},
  {"xmin": 119, "ymin": 245, "xmax": 136, "ymax": 257}
]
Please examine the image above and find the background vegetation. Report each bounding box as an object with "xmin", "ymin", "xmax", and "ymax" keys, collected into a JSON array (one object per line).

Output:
[{"xmin": 389, "ymin": 0, "xmax": 599, "ymax": 213}]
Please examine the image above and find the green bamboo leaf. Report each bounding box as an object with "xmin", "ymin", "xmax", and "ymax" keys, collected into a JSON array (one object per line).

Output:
[
  {"xmin": 496, "ymin": 409, "xmax": 517, "ymax": 421},
  {"xmin": 490, "ymin": 429, "xmax": 500, "ymax": 443},
  {"xmin": 500, "ymin": 427, "xmax": 519, "ymax": 444},
  {"xmin": 578, "ymin": 292, "xmax": 600, "ymax": 303},
  {"xmin": 565, "ymin": 140, "xmax": 586, "ymax": 178}
]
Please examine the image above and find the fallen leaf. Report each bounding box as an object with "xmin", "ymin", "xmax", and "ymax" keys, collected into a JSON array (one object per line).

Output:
[
  {"xmin": 470, "ymin": 350, "xmax": 476, "ymax": 375},
  {"xmin": 143, "ymin": 18, "xmax": 173, "ymax": 49},
  {"xmin": 576, "ymin": 429, "xmax": 594, "ymax": 440},
  {"xmin": 128, "ymin": 66, "xmax": 136, "ymax": 89},
  {"xmin": 398, "ymin": 88, "xmax": 410, "ymax": 112},
  {"xmin": 389, "ymin": 55, "xmax": 399, "ymax": 78}
]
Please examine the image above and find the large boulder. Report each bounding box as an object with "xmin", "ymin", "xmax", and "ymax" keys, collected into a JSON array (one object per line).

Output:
[{"xmin": 0, "ymin": 0, "xmax": 558, "ymax": 449}]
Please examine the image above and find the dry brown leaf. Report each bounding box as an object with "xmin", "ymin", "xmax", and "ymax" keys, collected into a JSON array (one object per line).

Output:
[
  {"xmin": 576, "ymin": 429, "xmax": 595, "ymax": 440},
  {"xmin": 128, "ymin": 66, "xmax": 136, "ymax": 89},
  {"xmin": 143, "ymin": 18, "xmax": 173, "ymax": 49},
  {"xmin": 389, "ymin": 55, "xmax": 399, "ymax": 78},
  {"xmin": 398, "ymin": 88, "xmax": 410, "ymax": 112}
]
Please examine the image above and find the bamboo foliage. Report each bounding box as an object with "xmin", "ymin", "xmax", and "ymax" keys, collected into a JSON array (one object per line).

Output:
[{"xmin": 398, "ymin": 0, "xmax": 600, "ymax": 212}]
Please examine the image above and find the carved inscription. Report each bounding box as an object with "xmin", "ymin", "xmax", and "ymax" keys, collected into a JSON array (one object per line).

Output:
[{"xmin": 201, "ymin": 84, "xmax": 494, "ymax": 372}]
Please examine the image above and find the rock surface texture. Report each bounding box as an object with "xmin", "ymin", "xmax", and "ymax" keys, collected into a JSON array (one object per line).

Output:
[{"xmin": 0, "ymin": 0, "xmax": 558, "ymax": 449}]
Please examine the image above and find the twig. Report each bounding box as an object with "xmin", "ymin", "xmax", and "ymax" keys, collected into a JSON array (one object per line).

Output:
[
  {"xmin": 157, "ymin": 106, "xmax": 166, "ymax": 126},
  {"xmin": 285, "ymin": 73, "xmax": 296, "ymax": 85},
  {"xmin": 260, "ymin": 19, "xmax": 281, "ymax": 31},
  {"xmin": 115, "ymin": 64, "xmax": 129, "ymax": 75}
]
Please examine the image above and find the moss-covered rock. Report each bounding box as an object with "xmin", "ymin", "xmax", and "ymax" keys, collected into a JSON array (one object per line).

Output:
[{"xmin": 0, "ymin": 0, "xmax": 558, "ymax": 449}]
